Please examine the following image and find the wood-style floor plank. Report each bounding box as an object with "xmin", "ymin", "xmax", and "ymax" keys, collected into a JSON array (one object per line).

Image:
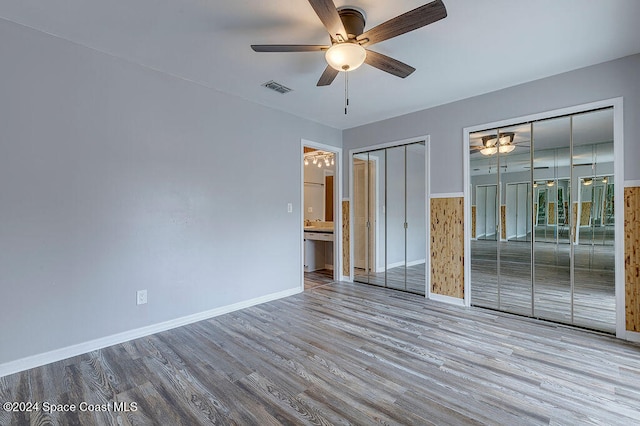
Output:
[{"xmin": 2, "ymin": 282, "xmax": 640, "ymax": 425}]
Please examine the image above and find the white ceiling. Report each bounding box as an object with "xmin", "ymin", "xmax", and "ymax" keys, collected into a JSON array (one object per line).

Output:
[{"xmin": 2, "ymin": 0, "xmax": 639, "ymax": 130}]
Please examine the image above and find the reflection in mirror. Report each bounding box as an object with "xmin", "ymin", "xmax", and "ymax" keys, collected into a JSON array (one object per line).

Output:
[
  {"xmin": 353, "ymin": 152, "xmax": 375, "ymax": 285},
  {"xmin": 470, "ymin": 123, "xmax": 532, "ymax": 315},
  {"xmin": 386, "ymin": 146, "xmax": 406, "ymax": 291},
  {"xmin": 496, "ymin": 123, "xmax": 532, "ymax": 316},
  {"xmin": 470, "ymin": 129, "xmax": 499, "ymax": 309},
  {"xmin": 366, "ymin": 149, "xmax": 386, "ymax": 288},
  {"xmin": 405, "ymin": 142, "xmax": 426, "ymax": 294},
  {"xmin": 572, "ymin": 109, "xmax": 615, "ymax": 331},
  {"xmin": 352, "ymin": 143, "xmax": 426, "ymax": 295},
  {"xmin": 469, "ymin": 107, "xmax": 615, "ymax": 333},
  {"xmin": 533, "ymin": 117, "xmax": 572, "ymax": 324}
]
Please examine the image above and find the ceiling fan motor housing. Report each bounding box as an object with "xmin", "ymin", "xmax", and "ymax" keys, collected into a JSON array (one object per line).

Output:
[{"xmin": 337, "ymin": 8, "xmax": 365, "ymax": 40}]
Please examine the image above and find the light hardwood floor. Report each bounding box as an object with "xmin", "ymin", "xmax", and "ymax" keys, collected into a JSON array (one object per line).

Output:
[
  {"xmin": 2, "ymin": 282, "xmax": 640, "ymax": 425},
  {"xmin": 303, "ymin": 269, "xmax": 334, "ymax": 290}
]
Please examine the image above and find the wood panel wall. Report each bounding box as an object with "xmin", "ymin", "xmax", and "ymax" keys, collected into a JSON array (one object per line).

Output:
[
  {"xmin": 572, "ymin": 203, "xmax": 578, "ymax": 243},
  {"xmin": 500, "ymin": 205, "xmax": 506, "ymax": 240},
  {"xmin": 471, "ymin": 206, "xmax": 476, "ymax": 239},
  {"xmin": 548, "ymin": 202, "xmax": 556, "ymax": 225},
  {"xmin": 430, "ymin": 197, "xmax": 464, "ymax": 299},
  {"xmin": 342, "ymin": 200, "xmax": 350, "ymax": 277},
  {"xmin": 625, "ymin": 186, "xmax": 640, "ymax": 332},
  {"xmin": 581, "ymin": 202, "xmax": 593, "ymax": 226}
]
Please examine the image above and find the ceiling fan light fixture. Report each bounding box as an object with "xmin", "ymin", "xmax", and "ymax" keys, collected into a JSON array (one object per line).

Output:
[
  {"xmin": 499, "ymin": 144, "xmax": 516, "ymax": 154},
  {"xmin": 480, "ymin": 147, "xmax": 498, "ymax": 156},
  {"xmin": 480, "ymin": 132, "xmax": 516, "ymax": 155},
  {"xmin": 325, "ymin": 43, "xmax": 366, "ymax": 72}
]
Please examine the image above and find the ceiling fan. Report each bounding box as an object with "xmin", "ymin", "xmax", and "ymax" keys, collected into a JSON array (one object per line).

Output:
[
  {"xmin": 251, "ymin": 0, "xmax": 448, "ymax": 87},
  {"xmin": 469, "ymin": 132, "xmax": 531, "ymax": 156}
]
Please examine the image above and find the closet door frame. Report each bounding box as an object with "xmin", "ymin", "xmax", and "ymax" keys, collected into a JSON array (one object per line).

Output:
[{"xmin": 463, "ymin": 97, "xmax": 625, "ymax": 338}]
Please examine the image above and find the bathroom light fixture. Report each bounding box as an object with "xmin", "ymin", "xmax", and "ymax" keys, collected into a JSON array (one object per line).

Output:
[
  {"xmin": 583, "ymin": 178, "xmax": 593, "ymax": 186},
  {"xmin": 546, "ymin": 180, "xmax": 555, "ymax": 187},
  {"xmin": 480, "ymin": 132, "xmax": 516, "ymax": 156},
  {"xmin": 304, "ymin": 150, "xmax": 335, "ymax": 168}
]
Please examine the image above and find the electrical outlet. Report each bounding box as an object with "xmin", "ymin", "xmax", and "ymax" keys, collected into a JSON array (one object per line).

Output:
[
  {"xmin": 137, "ymin": 290, "xmax": 147, "ymax": 305},
  {"xmin": 287, "ymin": 203, "xmax": 293, "ymax": 213}
]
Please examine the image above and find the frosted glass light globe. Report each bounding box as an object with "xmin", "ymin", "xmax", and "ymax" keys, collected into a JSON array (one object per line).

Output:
[{"xmin": 325, "ymin": 43, "xmax": 366, "ymax": 71}]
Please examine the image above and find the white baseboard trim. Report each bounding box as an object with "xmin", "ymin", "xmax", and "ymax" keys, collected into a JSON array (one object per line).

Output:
[
  {"xmin": 624, "ymin": 180, "xmax": 640, "ymax": 188},
  {"xmin": 429, "ymin": 293, "xmax": 466, "ymax": 307},
  {"xmin": 624, "ymin": 330, "xmax": 640, "ymax": 343},
  {"xmin": 0, "ymin": 287, "xmax": 301, "ymax": 378},
  {"xmin": 430, "ymin": 192, "xmax": 464, "ymax": 199}
]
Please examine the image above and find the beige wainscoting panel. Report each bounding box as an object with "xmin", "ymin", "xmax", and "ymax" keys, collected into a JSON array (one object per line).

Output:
[
  {"xmin": 430, "ymin": 197, "xmax": 464, "ymax": 299},
  {"xmin": 342, "ymin": 200, "xmax": 350, "ymax": 277},
  {"xmin": 625, "ymin": 187, "xmax": 640, "ymax": 332}
]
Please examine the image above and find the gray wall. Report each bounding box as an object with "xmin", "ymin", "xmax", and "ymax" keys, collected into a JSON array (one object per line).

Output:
[
  {"xmin": 0, "ymin": 19, "xmax": 340, "ymax": 366},
  {"xmin": 343, "ymin": 54, "xmax": 640, "ymax": 195}
]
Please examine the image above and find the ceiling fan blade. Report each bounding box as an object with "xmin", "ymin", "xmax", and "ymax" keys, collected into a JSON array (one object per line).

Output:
[
  {"xmin": 307, "ymin": 0, "xmax": 347, "ymax": 41},
  {"xmin": 251, "ymin": 45, "xmax": 329, "ymax": 52},
  {"xmin": 364, "ymin": 50, "xmax": 415, "ymax": 78},
  {"xmin": 317, "ymin": 65, "xmax": 339, "ymax": 86},
  {"xmin": 357, "ymin": 0, "xmax": 447, "ymax": 47}
]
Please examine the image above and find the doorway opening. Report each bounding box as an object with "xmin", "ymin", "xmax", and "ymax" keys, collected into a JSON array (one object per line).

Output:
[{"xmin": 302, "ymin": 142, "xmax": 341, "ymax": 290}]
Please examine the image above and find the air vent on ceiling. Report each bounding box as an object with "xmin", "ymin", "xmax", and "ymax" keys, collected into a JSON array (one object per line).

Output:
[{"xmin": 262, "ymin": 80, "xmax": 292, "ymax": 94}]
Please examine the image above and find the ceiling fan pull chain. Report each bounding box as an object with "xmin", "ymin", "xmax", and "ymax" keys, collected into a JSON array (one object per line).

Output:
[{"xmin": 344, "ymin": 71, "xmax": 349, "ymax": 115}]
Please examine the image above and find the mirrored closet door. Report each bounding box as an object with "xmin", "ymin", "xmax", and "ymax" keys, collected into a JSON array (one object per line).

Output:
[
  {"xmin": 352, "ymin": 142, "xmax": 426, "ymax": 295},
  {"xmin": 469, "ymin": 108, "xmax": 616, "ymax": 333}
]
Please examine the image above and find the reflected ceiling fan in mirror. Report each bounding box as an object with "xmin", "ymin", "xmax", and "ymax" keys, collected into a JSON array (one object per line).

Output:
[
  {"xmin": 251, "ymin": 0, "xmax": 447, "ymax": 113},
  {"xmin": 470, "ymin": 132, "xmax": 531, "ymax": 156},
  {"xmin": 480, "ymin": 132, "xmax": 515, "ymax": 156}
]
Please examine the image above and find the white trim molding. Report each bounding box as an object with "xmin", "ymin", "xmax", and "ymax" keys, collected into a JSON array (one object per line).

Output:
[
  {"xmin": 429, "ymin": 293, "xmax": 466, "ymax": 307},
  {"xmin": 625, "ymin": 330, "xmax": 640, "ymax": 343},
  {"xmin": 0, "ymin": 287, "xmax": 301, "ymax": 378},
  {"xmin": 430, "ymin": 192, "xmax": 464, "ymax": 199},
  {"xmin": 624, "ymin": 180, "xmax": 640, "ymax": 187}
]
